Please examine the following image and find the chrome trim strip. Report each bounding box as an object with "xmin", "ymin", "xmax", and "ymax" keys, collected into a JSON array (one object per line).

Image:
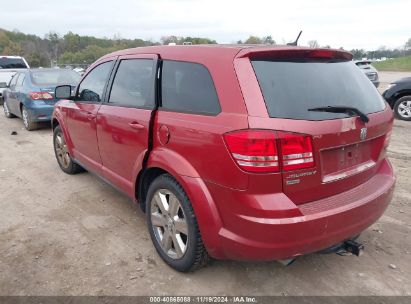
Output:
[
  {"xmin": 237, "ymin": 161, "xmax": 279, "ymax": 167},
  {"xmin": 233, "ymin": 153, "xmax": 278, "ymax": 161},
  {"xmin": 283, "ymin": 152, "xmax": 313, "ymax": 160},
  {"xmin": 283, "ymin": 157, "xmax": 314, "ymax": 166}
]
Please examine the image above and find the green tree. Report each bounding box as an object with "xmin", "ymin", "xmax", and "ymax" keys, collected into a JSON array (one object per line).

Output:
[
  {"xmin": 405, "ymin": 38, "xmax": 411, "ymax": 50},
  {"xmin": 3, "ymin": 41, "xmax": 23, "ymax": 55},
  {"xmin": 308, "ymin": 40, "xmax": 319, "ymax": 48},
  {"xmin": 244, "ymin": 36, "xmax": 262, "ymax": 44},
  {"xmin": 63, "ymin": 32, "xmax": 81, "ymax": 53},
  {"xmin": 262, "ymin": 35, "xmax": 276, "ymax": 45}
]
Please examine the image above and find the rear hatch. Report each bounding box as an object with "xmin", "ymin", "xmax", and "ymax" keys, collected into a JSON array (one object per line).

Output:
[{"xmin": 239, "ymin": 49, "xmax": 392, "ymax": 204}]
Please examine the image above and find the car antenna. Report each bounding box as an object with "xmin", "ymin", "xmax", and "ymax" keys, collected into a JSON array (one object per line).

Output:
[{"xmin": 287, "ymin": 31, "xmax": 303, "ymax": 46}]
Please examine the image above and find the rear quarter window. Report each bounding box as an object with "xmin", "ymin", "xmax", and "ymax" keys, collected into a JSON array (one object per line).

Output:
[
  {"xmin": 161, "ymin": 60, "xmax": 221, "ymax": 115},
  {"xmin": 251, "ymin": 60, "xmax": 385, "ymax": 120}
]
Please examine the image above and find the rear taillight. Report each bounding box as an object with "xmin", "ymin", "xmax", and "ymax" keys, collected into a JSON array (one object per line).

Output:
[
  {"xmin": 29, "ymin": 92, "xmax": 53, "ymax": 100},
  {"xmin": 223, "ymin": 130, "xmax": 315, "ymax": 173},
  {"xmin": 278, "ymin": 132, "xmax": 314, "ymax": 171},
  {"xmin": 223, "ymin": 130, "xmax": 279, "ymax": 173}
]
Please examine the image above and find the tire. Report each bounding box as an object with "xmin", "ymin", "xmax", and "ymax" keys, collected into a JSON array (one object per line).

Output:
[
  {"xmin": 394, "ymin": 96, "xmax": 411, "ymax": 121},
  {"xmin": 21, "ymin": 105, "xmax": 38, "ymax": 131},
  {"xmin": 53, "ymin": 125, "xmax": 84, "ymax": 174},
  {"xmin": 3, "ymin": 101, "xmax": 15, "ymax": 118},
  {"xmin": 146, "ymin": 174, "xmax": 209, "ymax": 272}
]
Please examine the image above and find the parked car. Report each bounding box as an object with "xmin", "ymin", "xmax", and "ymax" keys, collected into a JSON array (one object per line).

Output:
[
  {"xmin": 52, "ymin": 46, "xmax": 395, "ymax": 272},
  {"xmin": 382, "ymin": 76, "xmax": 411, "ymax": 121},
  {"xmin": 3, "ymin": 68, "xmax": 80, "ymax": 130},
  {"xmin": 0, "ymin": 71, "xmax": 17, "ymax": 105},
  {"xmin": 0, "ymin": 56, "xmax": 29, "ymax": 105},
  {"xmin": 0, "ymin": 55, "xmax": 29, "ymax": 69},
  {"xmin": 355, "ymin": 60, "xmax": 380, "ymax": 87}
]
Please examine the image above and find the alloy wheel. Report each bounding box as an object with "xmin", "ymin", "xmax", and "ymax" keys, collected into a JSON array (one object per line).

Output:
[
  {"xmin": 398, "ymin": 100, "xmax": 411, "ymax": 119},
  {"xmin": 4, "ymin": 102, "xmax": 10, "ymax": 116},
  {"xmin": 150, "ymin": 189, "xmax": 189, "ymax": 259},
  {"xmin": 55, "ymin": 132, "xmax": 71, "ymax": 169},
  {"xmin": 22, "ymin": 107, "xmax": 29, "ymax": 128}
]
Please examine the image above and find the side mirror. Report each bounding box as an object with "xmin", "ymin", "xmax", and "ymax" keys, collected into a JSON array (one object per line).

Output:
[
  {"xmin": 0, "ymin": 82, "xmax": 7, "ymax": 88},
  {"xmin": 55, "ymin": 85, "xmax": 72, "ymax": 99}
]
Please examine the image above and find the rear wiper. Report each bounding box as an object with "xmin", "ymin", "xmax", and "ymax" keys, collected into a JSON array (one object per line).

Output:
[{"xmin": 308, "ymin": 105, "xmax": 369, "ymax": 123}]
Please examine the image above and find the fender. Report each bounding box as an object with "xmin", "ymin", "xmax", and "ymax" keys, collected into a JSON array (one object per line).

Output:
[
  {"xmin": 52, "ymin": 105, "xmax": 75, "ymax": 156},
  {"xmin": 146, "ymin": 146, "xmax": 200, "ymax": 178},
  {"xmin": 145, "ymin": 147, "xmax": 225, "ymax": 258}
]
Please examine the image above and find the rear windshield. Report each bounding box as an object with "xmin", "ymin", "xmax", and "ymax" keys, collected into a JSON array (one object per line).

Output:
[
  {"xmin": 31, "ymin": 69, "xmax": 80, "ymax": 86},
  {"xmin": 251, "ymin": 60, "xmax": 385, "ymax": 120},
  {"xmin": 0, "ymin": 58, "xmax": 28, "ymax": 69}
]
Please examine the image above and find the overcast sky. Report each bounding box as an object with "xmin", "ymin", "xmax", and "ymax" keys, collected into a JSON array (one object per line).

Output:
[{"xmin": 2, "ymin": 0, "xmax": 410, "ymax": 50}]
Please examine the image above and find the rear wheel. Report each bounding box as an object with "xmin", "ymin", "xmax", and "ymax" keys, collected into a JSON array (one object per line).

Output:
[
  {"xmin": 394, "ymin": 96, "xmax": 411, "ymax": 121},
  {"xmin": 146, "ymin": 174, "xmax": 209, "ymax": 272},
  {"xmin": 3, "ymin": 101, "xmax": 15, "ymax": 118},
  {"xmin": 53, "ymin": 125, "xmax": 84, "ymax": 174},
  {"xmin": 22, "ymin": 106, "xmax": 38, "ymax": 131}
]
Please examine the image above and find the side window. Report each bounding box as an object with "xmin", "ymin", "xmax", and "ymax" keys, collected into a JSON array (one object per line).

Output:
[
  {"xmin": 77, "ymin": 61, "xmax": 113, "ymax": 102},
  {"xmin": 161, "ymin": 60, "xmax": 221, "ymax": 115},
  {"xmin": 16, "ymin": 74, "xmax": 25, "ymax": 87},
  {"xmin": 108, "ymin": 59, "xmax": 154, "ymax": 108}
]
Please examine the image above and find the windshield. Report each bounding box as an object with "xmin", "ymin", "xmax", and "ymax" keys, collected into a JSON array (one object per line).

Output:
[
  {"xmin": 251, "ymin": 60, "xmax": 385, "ymax": 120},
  {"xmin": 30, "ymin": 69, "xmax": 81, "ymax": 86},
  {"xmin": 0, "ymin": 58, "xmax": 28, "ymax": 69}
]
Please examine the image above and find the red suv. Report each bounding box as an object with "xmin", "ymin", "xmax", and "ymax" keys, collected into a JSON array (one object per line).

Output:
[{"xmin": 52, "ymin": 45, "xmax": 395, "ymax": 272}]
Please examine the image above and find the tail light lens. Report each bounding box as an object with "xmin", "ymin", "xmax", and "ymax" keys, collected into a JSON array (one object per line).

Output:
[
  {"xmin": 223, "ymin": 130, "xmax": 279, "ymax": 173},
  {"xmin": 224, "ymin": 130, "xmax": 314, "ymax": 173},
  {"xmin": 278, "ymin": 132, "xmax": 314, "ymax": 171},
  {"xmin": 29, "ymin": 92, "xmax": 53, "ymax": 100}
]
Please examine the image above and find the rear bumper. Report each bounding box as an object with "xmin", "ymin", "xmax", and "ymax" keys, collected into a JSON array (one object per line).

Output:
[
  {"xmin": 26, "ymin": 104, "xmax": 54, "ymax": 122},
  {"xmin": 187, "ymin": 159, "xmax": 395, "ymax": 261}
]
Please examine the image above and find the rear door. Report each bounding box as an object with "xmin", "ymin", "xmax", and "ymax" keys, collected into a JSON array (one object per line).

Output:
[
  {"xmin": 236, "ymin": 50, "xmax": 392, "ymax": 204},
  {"xmin": 67, "ymin": 59, "xmax": 115, "ymax": 174},
  {"xmin": 96, "ymin": 54, "xmax": 158, "ymax": 197}
]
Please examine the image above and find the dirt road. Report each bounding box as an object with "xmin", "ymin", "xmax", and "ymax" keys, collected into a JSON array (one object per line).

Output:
[{"xmin": 0, "ymin": 72, "xmax": 410, "ymax": 296}]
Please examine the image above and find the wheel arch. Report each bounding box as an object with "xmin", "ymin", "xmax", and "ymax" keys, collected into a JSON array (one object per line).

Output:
[
  {"xmin": 391, "ymin": 90, "xmax": 411, "ymax": 108},
  {"xmin": 135, "ymin": 154, "xmax": 224, "ymax": 258}
]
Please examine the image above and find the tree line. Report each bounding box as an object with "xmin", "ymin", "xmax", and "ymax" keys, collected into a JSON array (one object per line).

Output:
[{"xmin": 1, "ymin": 28, "xmax": 410, "ymax": 67}]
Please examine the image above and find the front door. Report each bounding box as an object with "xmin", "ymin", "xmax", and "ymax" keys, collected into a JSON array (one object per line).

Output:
[
  {"xmin": 7, "ymin": 73, "xmax": 22, "ymax": 115},
  {"xmin": 96, "ymin": 54, "xmax": 158, "ymax": 197},
  {"xmin": 67, "ymin": 59, "xmax": 115, "ymax": 174}
]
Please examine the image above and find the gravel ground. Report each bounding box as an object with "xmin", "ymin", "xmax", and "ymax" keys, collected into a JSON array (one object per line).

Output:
[{"xmin": 0, "ymin": 72, "xmax": 410, "ymax": 296}]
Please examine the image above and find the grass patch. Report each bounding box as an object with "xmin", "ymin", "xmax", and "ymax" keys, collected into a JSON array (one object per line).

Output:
[{"xmin": 373, "ymin": 56, "xmax": 411, "ymax": 72}]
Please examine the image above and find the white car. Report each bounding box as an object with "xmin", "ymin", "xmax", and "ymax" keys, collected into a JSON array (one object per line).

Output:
[
  {"xmin": 354, "ymin": 60, "xmax": 380, "ymax": 87},
  {"xmin": 0, "ymin": 56, "xmax": 30, "ymax": 105}
]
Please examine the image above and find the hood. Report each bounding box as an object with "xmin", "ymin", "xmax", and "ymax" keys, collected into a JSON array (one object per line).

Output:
[{"xmin": 394, "ymin": 76, "xmax": 411, "ymax": 84}]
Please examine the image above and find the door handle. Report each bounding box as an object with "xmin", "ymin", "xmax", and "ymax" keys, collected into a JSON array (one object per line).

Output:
[
  {"xmin": 82, "ymin": 111, "xmax": 95, "ymax": 120},
  {"xmin": 86, "ymin": 113, "xmax": 95, "ymax": 120},
  {"xmin": 129, "ymin": 121, "xmax": 145, "ymax": 130}
]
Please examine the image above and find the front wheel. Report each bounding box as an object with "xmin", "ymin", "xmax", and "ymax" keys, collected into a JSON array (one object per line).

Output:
[
  {"xmin": 394, "ymin": 96, "xmax": 411, "ymax": 121},
  {"xmin": 146, "ymin": 174, "xmax": 209, "ymax": 272},
  {"xmin": 22, "ymin": 106, "xmax": 38, "ymax": 131},
  {"xmin": 53, "ymin": 125, "xmax": 84, "ymax": 174}
]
